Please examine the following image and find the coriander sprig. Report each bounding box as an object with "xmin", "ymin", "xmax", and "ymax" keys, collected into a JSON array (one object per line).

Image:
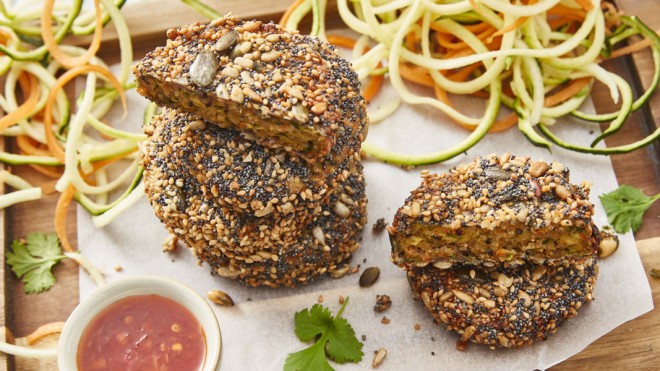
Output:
[
  {"xmin": 284, "ymin": 297, "xmax": 364, "ymax": 371},
  {"xmin": 6, "ymin": 232, "xmax": 66, "ymax": 294},
  {"xmin": 599, "ymin": 185, "xmax": 660, "ymax": 234}
]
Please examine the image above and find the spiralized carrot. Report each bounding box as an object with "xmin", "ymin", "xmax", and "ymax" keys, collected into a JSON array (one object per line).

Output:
[
  {"xmin": 434, "ymin": 84, "xmax": 519, "ymax": 132},
  {"xmin": 27, "ymin": 164, "xmax": 63, "ymax": 179},
  {"xmin": 0, "ymin": 72, "xmax": 39, "ymax": 131},
  {"xmin": 42, "ymin": 0, "xmax": 103, "ymax": 68},
  {"xmin": 399, "ymin": 62, "xmax": 434, "ymax": 87},
  {"xmin": 544, "ymin": 78, "xmax": 591, "ymax": 107},
  {"xmin": 326, "ymin": 34, "xmax": 383, "ymax": 102},
  {"xmin": 547, "ymin": 5, "xmax": 587, "ymax": 21},
  {"xmin": 280, "ymin": 0, "xmax": 305, "ymax": 28},
  {"xmin": 55, "ymin": 185, "xmax": 76, "ymax": 253},
  {"xmin": 608, "ymin": 38, "xmax": 653, "ymax": 59},
  {"xmin": 24, "ymin": 322, "xmax": 65, "ymax": 345},
  {"xmin": 574, "ymin": 0, "xmax": 594, "ymax": 12},
  {"xmin": 16, "ymin": 135, "xmax": 52, "ymax": 157},
  {"xmin": 44, "ymin": 64, "xmax": 127, "ymax": 162}
]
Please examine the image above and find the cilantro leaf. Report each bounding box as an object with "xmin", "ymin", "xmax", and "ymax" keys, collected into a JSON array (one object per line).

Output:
[
  {"xmin": 325, "ymin": 316, "xmax": 364, "ymax": 363},
  {"xmin": 599, "ymin": 185, "xmax": 660, "ymax": 234},
  {"xmin": 284, "ymin": 339, "xmax": 334, "ymax": 371},
  {"xmin": 6, "ymin": 232, "xmax": 65, "ymax": 294},
  {"xmin": 284, "ymin": 298, "xmax": 364, "ymax": 371},
  {"xmin": 294, "ymin": 304, "xmax": 333, "ymax": 341}
]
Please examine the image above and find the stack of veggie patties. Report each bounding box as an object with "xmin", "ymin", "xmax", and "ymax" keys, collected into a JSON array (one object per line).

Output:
[
  {"xmin": 134, "ymin": 15, "xmax": 368, "ymax": 288},
  {"xmin": 389, "ymin": 154, "xmax": 601, "ymax": 348}
]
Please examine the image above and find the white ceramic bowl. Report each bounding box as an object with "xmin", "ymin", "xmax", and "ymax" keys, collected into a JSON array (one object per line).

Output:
[{"xmin": 58, "ymin": 276, "xmax": 222, "ymax": 371}]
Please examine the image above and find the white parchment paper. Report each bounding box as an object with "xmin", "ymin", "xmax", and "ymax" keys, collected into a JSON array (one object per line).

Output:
[{"xmin": 77, "ymin": 73, "xmax": 653, "ymax": 370}]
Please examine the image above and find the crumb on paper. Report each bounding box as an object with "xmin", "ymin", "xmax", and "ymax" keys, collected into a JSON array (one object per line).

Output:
[
  {"xmin": 317, "ymin": 295, "xmax": 324, "ymax": 303},
  {"xmin": 114, "ymin": 265, "xmax": 123, "ymax": 272},
  {"xmin": 373, "ymin": 294, "xmax": 392, "ymax": 313},
  {"xmin": 162, "ymin": 235, "xmax": 178, "ymax": 253},
  {"xmin": 414, "ymin": 323, "xmax": 421, "ymax": 331},
  {"xmin": 338, "ymin": 295, "xmax": 345, "ymax": 305},
  {"xmin": 372, "ymin": 218, "xmax": 388, "ymax": 233},
  {"xmin": 381, "ymin": 316, "xmax": 390, "ymax": 325}
]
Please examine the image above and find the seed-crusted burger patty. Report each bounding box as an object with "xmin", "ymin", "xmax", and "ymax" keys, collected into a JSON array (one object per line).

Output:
[
  {"xmin": 406, "ymin": 257, "xmax": 598, "ymax": 348},
  {"xmin": 390, "ymin": 154, "xmax": 598, "ymax": 268},
  {"xmin": 194, "ymin": 161, "xmax": 368, "ymax": 288},
  {"xmin": 142, "ymin": 109, "xmax": 361, "ymax": 253},
  {"xmin": 133, "ymin": 15, "xmax": 367, "ymax": 169}
]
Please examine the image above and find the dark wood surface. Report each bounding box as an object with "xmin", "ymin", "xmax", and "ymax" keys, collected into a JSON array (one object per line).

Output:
[{"xmin": 2, "ymin": 1, "xmax": 659, "ymax": 370}]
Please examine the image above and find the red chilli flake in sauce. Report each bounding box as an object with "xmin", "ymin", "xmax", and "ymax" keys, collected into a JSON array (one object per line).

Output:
[{"xmin": 77, "ymin": 294, "xmax": 205, "ymax": 371}]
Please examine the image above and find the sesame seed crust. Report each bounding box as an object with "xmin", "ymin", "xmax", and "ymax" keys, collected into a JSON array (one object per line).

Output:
[
  {"xmin": 142, "ymin": 109, "xmax": 362, "ymax": 254},
  {"xmin": 194, "ymin": 161, "xmax": 368, "ymax": 288},
  {"xmin": 407, "ymin": 257, "xmax": 598, "ymax": 348},
  {"xmin": 133, "ymin": 14, "xmax": 367, "ymax": 169},
  {"xmin": 389, "ymin": 153, "xmax": 598, "ymax": 268}
]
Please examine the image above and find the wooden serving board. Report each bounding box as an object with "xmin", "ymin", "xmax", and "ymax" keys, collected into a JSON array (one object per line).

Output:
[{"xmin": 1, "ymin": 1, "xmax": 659, "ymax": 370}]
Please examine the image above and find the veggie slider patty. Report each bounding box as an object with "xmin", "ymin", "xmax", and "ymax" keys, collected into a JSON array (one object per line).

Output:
[{"xmin": 134, "ymin": 14, "xmax": 368, "ymax": 171}]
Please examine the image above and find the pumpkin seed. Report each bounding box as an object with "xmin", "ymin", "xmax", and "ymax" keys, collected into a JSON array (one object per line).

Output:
[
  {"xmin": 598, "ymin": 233, "xmax": 619, "ymax": 259},
  {"xmin": 207, "ymin": 290, "xmax": 234, "ymax": 306},
  {"xmin": 189, "ymin": 51, "xmax": 218, "ymax": 87},
  {"xmin": 214, "ymin": 30, "xmax": 239, "ymax": 52},
  {"xmin": 484, "ymin": 167, "xmax": 509, "ymax": 180},
  {"xmin": 359, "ymin": 267, "xmax": 380, "ymax": 287}
]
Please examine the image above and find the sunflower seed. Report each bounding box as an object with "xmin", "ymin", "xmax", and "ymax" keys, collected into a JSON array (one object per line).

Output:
[
  {"xmin": 498, "ymin": 273, "xmax": 513, "ymax": 288},
  {"xmin": 207, "ymin": 290, "xmax": 234, "ymax": 306},
  {"xmin": 372, "ymin": 348, "xmax": 387, "ymax": 368},
  {"xmin": 312, "ymin": 226, "xmax": 325, "ymax": 246},
  {"xmin": 333, "ymin": 201, "xmax": 350, "ymax": 218},
  {"xmin": 433, "ymin": 261, "xmax": 452, "ymax": 270},
  {"xmin": 260, "ymin": 50, "xmax": 281, "ymax": 62},
  {"xmin": 216, "ymin": 83, "xmax": 230, "ymax": 99},
  {"xmin": 555, "ymin": 184, "xmax": 571, "ymax": 200},
  {"xmin": 518, "ymin": 290, "xmax": 532, "ymax": 307},
  {"xmin": 439, "ymin": 291, "xmax": 454, "ymax": 303},
  {"xmin": 452, "ymin": 290, "xmax": 474, "ymax": 305},
  {"xmin": 421, "ymin": 291, "xmax": 432, "ymax": 310},
  {"xmin": 359, "ymin": 267, "xmax": 380, "ymax": 287},
  {"xmin": 292, "ymin": 104, "xmax": 309, "ymax": 123},
  {"xmin": 330, "ymin": 265, "xmax": 350, "ymax": 279},
  {"xmin": 217, "ymin": 267, "xmax": 240, "ymax": 278},
  {"xmin": 189, "ymin": 51, "xmax": 218, "ymax": 87},
  {"xmin": 230, "ymin": 86, "xmax": 244, "ymax": 103},
  {"xmin": 462, "ymin": 326, "xmax": 476, "ymax": 341},
  {"xmin": 531, "ymin": 265, "xmax": 547, "ymax": 281}
]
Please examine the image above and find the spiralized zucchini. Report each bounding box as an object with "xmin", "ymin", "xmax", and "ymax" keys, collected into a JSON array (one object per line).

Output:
[{"xmin": 280, "ymin": 0, "xmax": 660, "ymax": 165}]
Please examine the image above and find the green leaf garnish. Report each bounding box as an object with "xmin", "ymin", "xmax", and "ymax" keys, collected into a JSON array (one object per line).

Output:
[
  {"xmin": 284, "ymin": 298, "xmax": 364, "ymax": 371},
  {"xmin": 599, "ymin": 185, "xmax": 660, "ymax": 234},
  {"xmin": 6, "ymin": 232, "xmax": 66, "ymax": 294}
]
